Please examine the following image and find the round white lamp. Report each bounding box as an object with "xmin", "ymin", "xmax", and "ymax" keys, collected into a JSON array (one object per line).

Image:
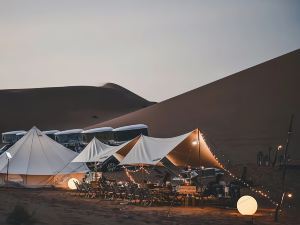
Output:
[
  {"xmin": 237, "ymin": 195, "xmax": 258, "ymax": 216},
  {"xmin": 67, "ymin": 178, "xmax": 79, "ymax": 190}
]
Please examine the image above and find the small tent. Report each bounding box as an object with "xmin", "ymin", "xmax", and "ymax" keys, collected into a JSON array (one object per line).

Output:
[
  {"xmin": 72, "ymin": 137, "xmax": 110, "ymax": 163},
  {"xmin": 89, "ymin": 136, "xmax": 140, "ymax": 163},
  {"xmin": 120, "ymin": 129, "xmax": 222, "ymax": 168},
  {"xmin": 0, "ymin": 127, "xmax": 89, "ymax": 188}
]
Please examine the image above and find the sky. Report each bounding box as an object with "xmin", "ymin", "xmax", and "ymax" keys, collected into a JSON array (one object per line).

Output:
[{"xmin": 0, "ymin": 1, "xmax": 299, "ymax": 102}]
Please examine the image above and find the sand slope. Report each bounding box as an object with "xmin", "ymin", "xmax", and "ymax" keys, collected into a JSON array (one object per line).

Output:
[
  {"xmin": 88, "ymin": 50, "xmax": 300, "ymax": 164},
  {"xmin": 0, "ymin": 83, "xmax": 154, "ymax": 144}
]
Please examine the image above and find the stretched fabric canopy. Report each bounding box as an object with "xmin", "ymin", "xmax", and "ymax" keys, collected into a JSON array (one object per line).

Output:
[
  {"xmin": 0, "ymin": 127, "xmax": 89, "ymax": 175},
  {"xmin": 72, "ymin": 137, "xmax": 110, "ymax": 163},
  {"xmin": 120, "ymin": 129, "xmax": 222, "ymax": 169},
  {"xmin": 89, "ymin": 136, "xmax": 140, "ymax": 163}
]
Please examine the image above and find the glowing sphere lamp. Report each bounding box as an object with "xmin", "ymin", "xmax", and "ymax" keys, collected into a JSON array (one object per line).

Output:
[
  {"xmin": 237, "ymin": 195, "xmax": 258, "ymax": 216},
  {"xmin": 67, "ymin": 178, "xmax": 79, "ymax": 190}
]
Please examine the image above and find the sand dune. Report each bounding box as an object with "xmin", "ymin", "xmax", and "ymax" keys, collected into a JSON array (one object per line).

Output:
[
  {"xmin": 0, "ymin": 83, "xmax": 154, "ymax": 145},
  {"xmin": 88, "ymin": 50, "xmax": 300, "ymax": 164}
]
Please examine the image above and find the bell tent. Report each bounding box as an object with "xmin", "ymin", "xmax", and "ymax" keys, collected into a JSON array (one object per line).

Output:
[
  {"xmin": 72, "ymin": 137, "xmax": 110, "ymax": 163},
  {"xmin": 0, "ymin": 127, "xmax": 89, "ymax": 188}
]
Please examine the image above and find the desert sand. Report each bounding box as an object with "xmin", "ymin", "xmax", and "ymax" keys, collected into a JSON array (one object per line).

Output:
[
  {"xmin": 2, "ymin": 163, "xmax": 299, "ymax": 225},
  {"xmin": 0, "ymin": 187, "xmax": 298, "ymax": 225}
]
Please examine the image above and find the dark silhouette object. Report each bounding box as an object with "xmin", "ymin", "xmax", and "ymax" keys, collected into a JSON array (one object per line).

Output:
[
  {"xmin": 6, "ymin": 205, "xmax": 37, "ymax": 225},
  {"xmin": 272, "ymin": 146, "xmax": 280, "ymax": 167},
  {"xmin": 162, "ymin": 171, "xmax": 171, "ymax": 186},
  {"xmin": 275, "ymin": 114, "xmax": 294, "ymax": 222},
  {"xmin": 279, "ymin": 155, "xmax": 284, "ymax": 166},
  {"xmin": 263, "ymin": 154, "xmax": 269, "ymax": 166},
  {"xmin": 257, "ymin": 151, "xmax": 263, "ymax": 166},
  {"xmin": 203, "ymin": 174, "xmax": 225, "ymax": 198},
  {"xmin": 229, "ymin": 181, "xmax": 241, "ymax": 205},
  {"xmin": 268, "ymin": 147, "xmax": 272, "ymax": 166},
  {"xmin": 239, "ymin": 166, "xmax": 254, "ymax": 187},
  {"xmin": 241, "ymin": 166, "xmax": 247, "ymax": 182}
]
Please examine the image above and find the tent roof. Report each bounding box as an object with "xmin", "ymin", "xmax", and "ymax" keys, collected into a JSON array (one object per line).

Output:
[
  {"xmin": 120, "ymin": 129, "xmax": 222, "ymax": 168},
  {"xmin": 72, "ymin": 137, "xmax": 110, "ymax": 162},
  {"xmin": 0, "ymin": 127, "xmax": 89, "ymax": 175},
  {"xmin": 89, "ymin": 136, "xmax": 140, "ymax": 162}
]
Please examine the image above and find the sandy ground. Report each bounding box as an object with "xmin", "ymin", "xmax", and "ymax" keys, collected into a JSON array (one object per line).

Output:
[{"xmin": 0, "ymin": 188, "xmax": 298, "ymax": 225}]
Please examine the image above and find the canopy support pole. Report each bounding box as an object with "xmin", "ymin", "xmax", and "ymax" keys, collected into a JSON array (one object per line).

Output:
[
  {"xmin": 197, "ymin": 129, "xmax": 201, "ymax": 186},
  {"xmin": 6, "ymin": 158, "xmax": 9, "ymax": 183}
]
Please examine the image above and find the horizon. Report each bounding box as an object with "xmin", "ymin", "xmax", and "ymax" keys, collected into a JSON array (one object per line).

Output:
[
  {"xmin": 1, "ymin": 1, "xmax": 300, "ymax": 101},
  {"xmin": 0, "ymin": 48, "xmax": 298, "ymax": 103}
]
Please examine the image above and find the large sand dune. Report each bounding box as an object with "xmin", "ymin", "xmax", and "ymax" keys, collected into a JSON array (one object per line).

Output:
[
  {"xmin": 0, "ymin": 83, "xmax": 154, "ymax": 144},
  {"xmin": 88, "ymin": 50, "xmax": 300, "ymax": 164}
]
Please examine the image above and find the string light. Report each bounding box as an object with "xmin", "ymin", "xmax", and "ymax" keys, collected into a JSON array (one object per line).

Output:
[
  {"xmin": 201, "ymin": 133, "xmax": 279, "ymax": 206},
  {"xmin": 123, "ymin": 167, "xmax": 138, "ymax": 184},
  {"xmin": 123, "ymin": 166, "xmax": 150, "ymax": 174}
]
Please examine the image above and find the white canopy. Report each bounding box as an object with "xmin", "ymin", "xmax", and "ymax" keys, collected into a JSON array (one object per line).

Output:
[
  {"xmin": 120, "ymin": 129, "xmax": 222, "ymax": 168},
  {"xmin": 0, "ymin": 127, "xmax": 89, "ymax": 175},
  {"xmin": 72, "ymin": 137, "xmax": 110, "ymax": 163},
  {"xmin": 89, "ymin": 136, "xmax": 140, "ymax": 162}
]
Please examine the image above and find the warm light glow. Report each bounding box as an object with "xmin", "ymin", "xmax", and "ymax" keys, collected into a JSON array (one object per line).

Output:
[
  {"xmin": 192, "ymin": 140, "xmax": 199, "ymax": 146},
  {"xmin": 237, "ymin": 195, "xmax": 258, "ymax": 216},
  {"xmin": 68, "ymin": 178, "xmax": 79, "ymax": 190},
  {"xmin": 277, "ymin": 145, "xmax": 283, "ymax": 150},
  {"xmin": 287, "ymin": 193, "xmax": 293, "ymax": 198}
]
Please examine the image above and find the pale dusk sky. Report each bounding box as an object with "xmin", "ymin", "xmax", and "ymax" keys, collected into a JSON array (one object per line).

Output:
[{"xmin": 0, "ymin": 0, "xmax": 299, "ymax": 101}]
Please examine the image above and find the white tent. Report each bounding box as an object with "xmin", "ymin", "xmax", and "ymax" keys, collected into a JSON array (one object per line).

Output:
[
  {"xmin": 120, "ymin": 129, "xmax": 222, "ymax": 168},
  {"xmin": 89, "ymin": 136, "xmax": 140, "ymax": 163},
  {"xmin": 72, "ymin": 137, "xmax": 110, "ymax": 163},
  {"xmin": 0, "ymin": 127, "xmax": 89, "ymax": 188}
]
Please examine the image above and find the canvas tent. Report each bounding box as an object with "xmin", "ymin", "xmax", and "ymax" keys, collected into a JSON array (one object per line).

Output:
[
  {"xmin": 120, "ymin": 129, "xmax": 222, "ymax": 168},
  {"xmin": 72, "ymin": 137, "xmax": 110, "ymax": 163},
  {"xmin": 0, "ymin": 127, "xmax": 89, "ymax": 188},
  {"xmin": 89, "ymin": 136, "xmax": 140, "ymax": 163}
]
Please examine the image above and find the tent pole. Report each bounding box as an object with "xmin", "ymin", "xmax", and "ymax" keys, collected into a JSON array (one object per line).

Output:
[
  {"xmin": 6, "ymin": 158, "xmax": 9, "ymax": 183},
  {"xmin": 198, "ymin": 129, "xmax": 201, "ymax": 187},
  {"xmin": 198, "ymin": 129, "xmax": 201, "ymax": 165}
]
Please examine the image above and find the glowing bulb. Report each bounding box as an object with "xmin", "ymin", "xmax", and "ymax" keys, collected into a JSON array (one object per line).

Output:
[
  {"xmin": 287, "ymin": 193, "xmax": 293, "ymax": 198},
  {"xmin": 68, "ymin": 178, "xmax": 79, "ymax": 190},
  {"xmin": 192, "ymin": 140, "xmax": 199, "ymax": 146},
  {"xmin": 277, "ymin": 145, "xmax": 283, "ymax": 150},
  {"xmin": 237, "ymin": 195, "xmax": 258, "ymax": 216}
]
